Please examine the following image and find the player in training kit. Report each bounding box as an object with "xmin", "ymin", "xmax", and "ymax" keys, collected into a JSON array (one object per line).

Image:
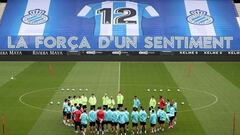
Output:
[
  {"xmin": 149, "ymin": 96, "xmax": 157, "ymax": 110},
  {"xmin": 117, "ymin": 91, "xmax": 124, "ymax": 108},
  {"xmin": 102, "ymin": 107, "xmax": 107, "ymax": 132},
  {"xmin": 133, "ymin": 96, "xmax": 141, "ymax": 109},
  {"xmin": 111, "ymin": 108, "xmax": 118, "ymax": 134},
  {"xmin": 72, "ymin": 96, "xmax": 77, "ymax": 104},
  {"xmin": 124, "ymin": 108, "xmax": 130, "ymax": 131},
  {"xmin": 165, "ymin": 99, "xmax": 170, "ymax": 113},
  {"xmin": 71, "ymin": 103, "xmax": 78, "ymax": 127},
  {"xmin": 139, "ymin": 106, "xmax": 147, "ymax": 134},
  {"xmin": 80, "ymin": 110, "xmax": 88, "ymax": 135},
  {"xmin": 156, "ymin": 107, "xmax": 161, "ymax": 131},
  {"xmin": 77, "ymin": 95, "xmax": 83, "ymax": 107},
  {"xmin": 63, "ymin": 99, "xmax": 68, "ymax": 125},
  {"xmin": 81, "ymin": 94, "xmax": 88, "ymax": 109},
  {"xmin": 108, "ymin": 96, "xmax": 115, "ymax": 109},
  {"xmin": 89, "ymin": 94, "xmax": 97, "ymax": 110},
  {"xmin": 89, "ymin": 107, "xmax": 97, "ymax": 135},
  {"xmin": 159, "ymin": 96, "xmax": 165, "ymax": 110},
  {"xmin": 102, "ymin": 93, "xmax": 109, "ymax": 109},
  {"xmin": 173, "ymin": 100, "xmax": 177, "ymax": 125},
  {"xmin": 150, "ymin": 109, "xmax": 157, "ymax": 133},
  {"xmin": 131, "ymin": 107, "xmax": 139, "ymax": 135},
  {"xmin": 105, "ymin": 108, "xmax": 112, "ymax": 133},
  {"xmin": 69, "ymin": 96, "xmax": 74, "ymax": 105},
  {"xmin": 116, "ymin": 107, "xmax": 121, "ymax": 130},
  {"xmin": 97, "ymin": 107, "xmax": 105, "ymax": 134},
  {"xmin": 159, "ymin": 108, "xmax": 169, "ymax": 132},
  {"xmin": 73, "ymin": 106, "xmax": 82, "ymax": 133},
  {"xmin": 66, "ymin": 102, "xmax": 72, "ymax": 126},
  {"xmin": 167, "ymin": 104, "xmax": 176, "ymax": 129},
  {"xmin": 118, "ymin": 108, "xmax": 127, "ymax": 135}
]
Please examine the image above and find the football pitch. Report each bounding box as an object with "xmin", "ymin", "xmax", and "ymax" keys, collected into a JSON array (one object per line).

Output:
[{"xmin": 0, "ymin": 62, "xmax": 239, "ymax": 135}]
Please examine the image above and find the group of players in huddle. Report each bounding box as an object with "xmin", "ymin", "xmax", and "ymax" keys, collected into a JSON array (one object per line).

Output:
[{"xmin": 62, "ymin": 92, "xmax": 177, "ymax": 135}]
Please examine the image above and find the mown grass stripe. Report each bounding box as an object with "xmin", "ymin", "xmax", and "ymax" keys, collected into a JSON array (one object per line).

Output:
[
  {"xmin": 28, "ymin": 62, "xmax": 120, "ymax": 135},
  {"xmin": 165, "ymin": 62, "xmax": 240, "ymax": 135},
  {"xmin": 121, "ymin": 62, "xmax": 205, "ymax": 135},
  {"xmin": 0, "ymin": 62, "xmax": 75, "ymax": 135}
]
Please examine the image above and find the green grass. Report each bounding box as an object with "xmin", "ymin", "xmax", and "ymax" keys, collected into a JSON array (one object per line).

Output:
[{"xmin": 0, "ymin": 62, "xmax": 239, "ymax": 135}]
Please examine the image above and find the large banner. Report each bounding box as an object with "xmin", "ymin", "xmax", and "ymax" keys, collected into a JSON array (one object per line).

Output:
[{"xmin": 0, "ymin": 0, "xmax": 240, "ymax": 51}]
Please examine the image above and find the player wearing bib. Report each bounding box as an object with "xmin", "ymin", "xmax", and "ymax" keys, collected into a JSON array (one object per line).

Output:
[
  {"xmin": 150, "ymin": 110, "xmax": 157, "ymax": 133},
  {"xmin": 72, "ymin": 96, "xmax": 77, "ymax": 105},
  {"xmin": 78, "ymin": 1, "xmax": 159, "ymax": 36},
  {"xmin": 149, "ymin": 96, "xmax": 157, "ymax": 109},
  {"xmin": 89, "ymin": 94, "xmax": 97, "ymax": 109},
  {"xmin": 80, "ymin": 110, "xmax": 88, "ymax": 135},
  {"xmin": 131, "ymin": 107, "xmax": 139, "ymax": 135},
  {"xmin": 102, "ymin": 93, "xmax": 109, "ymax": 109},
  {"xmin": 69, "ymin": 96, "xmax": 74, "ymax": 106},
  {"xmin": 118, "ymin": 109, "xmax": 127, "ymax": 135},
  {"xmin": 111, "ymin": 108, "xmax": 118, "ymax": 134},
  {"xmin": 139, "ymin": 107, "xmax": 147, "ymax": 134},
  {"xmin": 62, "ymin": 99, "xmax": 68, "ymax": 124},
  {"xmin": 117, "ymin": 92, "xmax": 124, "ymax": 108},
  {"xmin": 133, "ymin": 96, "xmax": 141, "ymax": 109},
  {"xmin": 108, "ymin": 96, "xmax": 115, "ymax": 109},
  {"xmin": 77, "ymin": 96, "xmax": 83, "ymax": 107},
  {"xmin": 89, "ymin": 107, "xmax": 97, "ymax": 134},
  {"xmin": 81, "ymin": 94, "xmax": 88, "ymax": 109}
]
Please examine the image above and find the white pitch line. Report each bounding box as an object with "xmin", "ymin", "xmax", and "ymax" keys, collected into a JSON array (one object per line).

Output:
[
  {"xmin": 19, "ymin": 86, "xmax": 218, "ymax": 113},
  {"xmin": 118, "ymin": 62, "xmax": 121, "ymax": 92}
]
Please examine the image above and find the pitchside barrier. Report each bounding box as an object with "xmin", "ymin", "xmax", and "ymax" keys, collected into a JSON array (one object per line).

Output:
[{"xmin": 0, "ymin": 52, "xmax": 239, "ymax": 61}]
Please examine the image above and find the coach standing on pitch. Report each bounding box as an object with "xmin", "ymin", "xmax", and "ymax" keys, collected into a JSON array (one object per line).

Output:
[{"xmin": 117, "ymin": 91, "xmax": 124, "ymax": 108}]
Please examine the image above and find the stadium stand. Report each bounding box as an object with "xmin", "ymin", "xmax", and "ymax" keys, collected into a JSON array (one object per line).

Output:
[
  {"xmin": 0, "ymin": 1, "xmax": 240, "ymax": 61},
  {"xmin": 236, "ymin": 4, "xmax": 240, "ymax": 14},
  {"xmin": 0, "ymin": 3, "xmax": 6, "ymax": 20}
]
